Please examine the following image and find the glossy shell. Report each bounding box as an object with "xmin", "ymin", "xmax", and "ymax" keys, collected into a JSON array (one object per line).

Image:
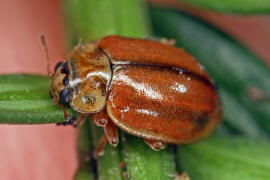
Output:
[
  {"xmin": 53, "ymin": 35, "xmax": 221, "ymax": 144},
  {"xmin": 98, "ymin": 36, "xmax": 221, "ymax": 144}
]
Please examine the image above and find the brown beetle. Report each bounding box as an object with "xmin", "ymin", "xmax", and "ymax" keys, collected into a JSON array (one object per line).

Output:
[{"xmin": 43, "ymin": 35, "xmax": 221, "ymax": 155}]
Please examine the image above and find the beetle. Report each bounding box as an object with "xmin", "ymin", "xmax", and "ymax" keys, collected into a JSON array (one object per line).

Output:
[{"xmin": 42, "ymin": 35, "xmax": 221, "ymax": 155}]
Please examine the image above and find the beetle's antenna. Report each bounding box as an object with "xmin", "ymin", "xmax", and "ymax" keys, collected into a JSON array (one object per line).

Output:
[{"xmin": 40, "ymin": 34, "xmax": 52, "ymax": 77}]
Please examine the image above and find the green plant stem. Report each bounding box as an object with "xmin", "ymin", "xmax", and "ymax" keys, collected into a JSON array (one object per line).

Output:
[
  {"xmin": 63, "ymin": 0, "xmax": 150, "ymax": 46},
  {"xmin": 91, "ymin": 124, "xmax": 123, "ymax": 180},
  {"xmin": 0, "ymin": 74, "xmax": 77, "ymax": 124},
  {"xmin": 74, "ymin": 120, "xmax": 95, "ymax": 180},
  {"xmin": 180, "ymin": 0, "xmax": 270, "ymax": 13},
  {"xmin": 122, "ymin": 134, "xmax": 176, "ymax": 180}
]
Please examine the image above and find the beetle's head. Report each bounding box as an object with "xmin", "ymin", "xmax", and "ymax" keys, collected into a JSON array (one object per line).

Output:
[{"xmin": 50, "ymin": 61, "xmax": 71, "ymax": 106}]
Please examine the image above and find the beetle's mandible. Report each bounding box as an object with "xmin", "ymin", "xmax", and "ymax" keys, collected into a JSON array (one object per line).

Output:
[{"xmin": 47, "ymin": 35, "xmax": 221, "ymax": 155}]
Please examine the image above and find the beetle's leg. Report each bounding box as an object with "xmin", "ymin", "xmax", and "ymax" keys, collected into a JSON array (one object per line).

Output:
[
  {"xmin": 55, "ymin": 104, "xmax": 87, "ymax": 127},
  {"xmin": 72, "ymin": 113, "xmax": 88, "ymax": 127},
  {"xmin": 146, "ymin": 37, "xmax": 175, "ymax": 46},
  {"xmin": 144, "ymin": 139, "xmax": 166, "ymax": 151},
  {"xmin": 160, "ymin": 38, "xmax": 175, "ymax": 46},
  {"xmin": 89, "ymin": 109, "xmax": 108, "ymax": 127},
  {"xmin": 93, "ymin": 134, "xmax": 107, "ymax": 158},
  {"xmin": 104, "ymin": 119, "xmax": 119, "ymax": 147},
  {"xmin": 93, "ymin": 120, "xmax": 119, "ymax": 158},
  {"xmin": 91, "ymin": 111, "xmax": 118, "ymax": 158},
  {"xmin": 56, "ymin": 117, "xmax": 76, "ymax": 126},
  {"xmin": 178, "ymin": 172, "xmax": 191, "ymax": 180},
  {"xmin": 56, "ymin": 104, "xmax": 75, "ymax": 126}
]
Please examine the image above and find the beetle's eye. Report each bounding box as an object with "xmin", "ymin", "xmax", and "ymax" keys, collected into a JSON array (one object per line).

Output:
[
  {"xmin": 61, "ymin": 63, "xmax": 69, "ymax": 74},
  {"xmin": 54, "ymin": 62, "xmax": 63, "ymax": 72},
  {"xmin": 59, "ymin": 86, "xmax": 70, "ymax": 105}
]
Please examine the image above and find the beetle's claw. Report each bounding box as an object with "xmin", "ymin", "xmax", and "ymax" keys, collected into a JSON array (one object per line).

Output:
[
  {"xmin": 104, "ymin": 119, "xmax": 119, "ymax": 147},
  {"xmin": 56, "ymin": 116, "xmax": 77, "ymax": 126},
  {"xmin": 56, "ymin": 121, "xmax": 68, "ymax": 126},
  {"xmin": 144, "ymin": 139, "xmax": 166, "ymax": 151},
  {"xmin": 69, "ymin": 117, "xmax": 77, "ymax": 124}
]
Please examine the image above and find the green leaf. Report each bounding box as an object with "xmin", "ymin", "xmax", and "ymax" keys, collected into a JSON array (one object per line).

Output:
[
  {"xmin": 0, "ymin": 74, "xmax": 77, "ymax": 124},
  {"xmin": 220, "ymin": 89, "xmax": 268, "ymax": 139},
  {"xmin": 150, "ymin": 7, "xmax": 270, "ymax": 137},
  {"xmin": 180, "ymin": 0, "xmax": 270, "ymax": 13},
  {"xmin": 177, "ymin": 137, "xmax": 270, "ymax": 180}
]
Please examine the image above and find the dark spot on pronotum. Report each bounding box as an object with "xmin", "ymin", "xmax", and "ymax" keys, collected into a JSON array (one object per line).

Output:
[
  {"xmin": 54, "ymin": 61, "xmax": 63, "ymax": 72},
  {"xmin": 82, "ymin": 95, "xmax": 96, "ymax": 104},
  {"xmin": 59, "ymin": 86, "xmax": 70, "ymax": 105}
]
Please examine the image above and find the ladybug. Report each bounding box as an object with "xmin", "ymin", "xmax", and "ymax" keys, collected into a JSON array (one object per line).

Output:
[{"xmin": 43, "ymin": 35, "xmax": 221, "ymax": 155}]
